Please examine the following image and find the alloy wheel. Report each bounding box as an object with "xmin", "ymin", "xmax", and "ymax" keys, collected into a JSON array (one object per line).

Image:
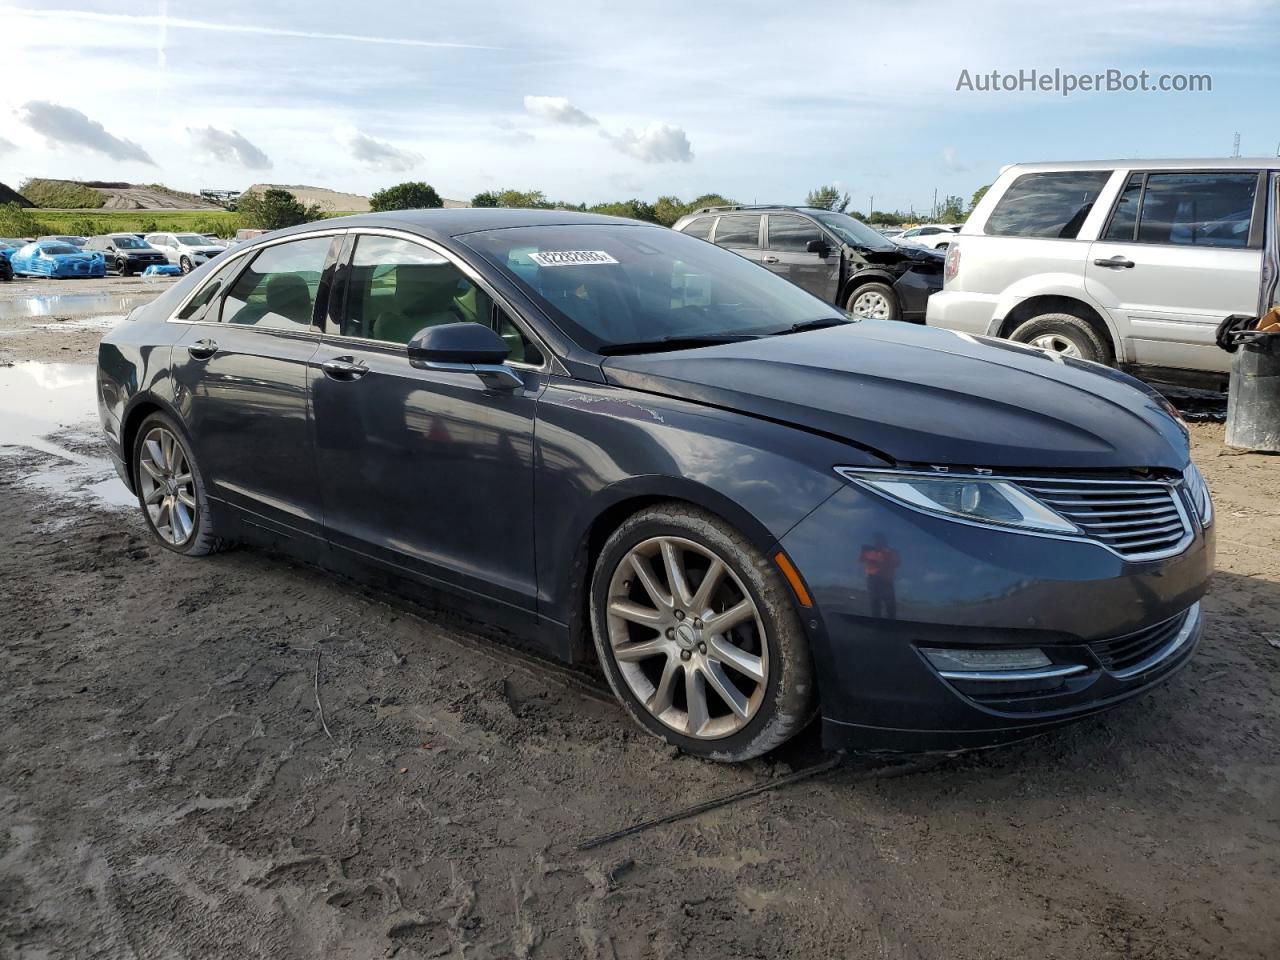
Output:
[
  {"xmin": 137, "ymin": 426, "xmax": 197, "ymax": 545},
  {"xmin": 1029, "ymin": 333, "xmax": 1083, "ymax": 359},
  {"xmin": 851, "ymin": 290, "xmax": 891, "ymax": 320},
  {"xmin": 605, "ymin": 536, "xmax": 768, "ymax": 739}
]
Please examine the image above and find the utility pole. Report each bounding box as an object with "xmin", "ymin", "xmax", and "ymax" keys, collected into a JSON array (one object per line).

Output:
[
  {"xmin": 931, "ymin": 188, "xmax": 938, "ymax": 220},
  {"xmin": 1232, "ymin": 132, "xmax": 1241, "ymax": 157},
  {"xmin": 869, "ymin": 195, "xmax": 874, "ymax": 220}
]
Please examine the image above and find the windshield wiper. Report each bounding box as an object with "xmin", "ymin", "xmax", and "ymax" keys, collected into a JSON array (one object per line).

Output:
[
  {"xmin": 598, "ymin": 334, "xmax": 761, "ymax": 356},
  {"xmin": 773, "ymin": 317, "xmax": 854, "ymax": 335}
]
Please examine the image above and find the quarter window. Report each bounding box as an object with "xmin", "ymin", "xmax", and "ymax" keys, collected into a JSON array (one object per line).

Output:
[
  {"xmin": 681, "ymin": 217, "xmax": 714, "ymax": 240},
  {"xmin": 1103, "ymin": 174, "xmax": 1144, "ymax": 241},
  {"xmin": 221, "ymin": 236, "xmax": 334, "ymax": 329},
  {"xmin": 712, "ymin": 215, "xmax": 761, "ymax": 249},
  {"xmin": 1135, "ymin": 173, "xmax": 1257, "ymax": 248},
  {"xmin": 767, "ymin": 215, "xmax": 824, "ymax": 253},
  {"xmin": 985, "ymin": 170, "xmax": 1112, "ymax": 239}
]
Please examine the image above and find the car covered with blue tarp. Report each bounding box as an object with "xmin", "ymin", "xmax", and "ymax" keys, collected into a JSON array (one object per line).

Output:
[
  {"xmin": 10, "ymin": 241, "xmax": 106, "ymax": 278},
  {"xmin": 0, "ymin": 237, "xmax": 23, "ymax": 281}
]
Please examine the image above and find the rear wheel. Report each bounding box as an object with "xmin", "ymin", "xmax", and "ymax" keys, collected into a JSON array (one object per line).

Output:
[
  {"xmin": 1009, "ymin": 312, "xmax": 1112, "ymax": 365},
  {"xmin": 846, "ymin": 282, "xmax": 899, "ymax": 322},
  {"xmin": 590, "ymin": 504, "xmax": 814, "ymax": 762},
  {"xmin": 132, "ymin": 412, "xmax": 223, "ymax": 556}
]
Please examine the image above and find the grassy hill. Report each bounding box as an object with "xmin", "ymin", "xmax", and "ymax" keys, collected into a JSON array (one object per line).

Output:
[
  {"xmin": 0, "ymin": 205, "xmax": 360, "ymax": 238},
  {"xmin": 20, "ymin": 179, "xmax": 106, "ymax": 209}
]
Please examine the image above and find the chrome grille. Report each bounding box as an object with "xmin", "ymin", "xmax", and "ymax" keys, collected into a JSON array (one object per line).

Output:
[{"xmin": 1018, "ymin": 477, "xmax": 1190, "ymax": 559}]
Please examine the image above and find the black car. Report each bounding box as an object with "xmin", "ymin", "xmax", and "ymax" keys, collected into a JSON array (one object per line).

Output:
[
  {"xmin": 84, "ymin": 234, "xmax": 170, "ymax": 275},
  {"xmin": 96, "ymin": 210, "xmax": 1213, "ymax": 761},
  {"xmin": 672, "ymin": 204, "xmax": 943, "ymax": 322}
]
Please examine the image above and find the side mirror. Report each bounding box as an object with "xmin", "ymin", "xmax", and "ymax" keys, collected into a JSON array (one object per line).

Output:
[
  {"xmin": 407, "ymin": 322, "xmax": 523, "ymax": 390},
  {"xmin": 805, "ymin": 239, "xmax": 830, "ymax": 257}
]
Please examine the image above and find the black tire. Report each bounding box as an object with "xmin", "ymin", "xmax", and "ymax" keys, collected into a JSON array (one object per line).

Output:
[
  {"xmin": 131, "ymin": 411, "xmax": 224, "ymax": 556},
  {"xmin": 845, "ymin": 281, "xmax": 899, "ymax": 322},
  {"xmin": 179, "ymin": 256, "xmax": 193, "ymax": 274},
  {"xmin": 1009, "ymin": 312, "xmax": 1113, "ymax": 365},
  {"xmin": 590, "ymin": 503, "xmax": 815, "ymax": 762},
  {"xmin": 116, "ymin": 257, "xmax": 131, "ymax": 277}
]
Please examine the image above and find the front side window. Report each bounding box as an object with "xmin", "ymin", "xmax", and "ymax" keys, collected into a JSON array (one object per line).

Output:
[
  {"xmin": 985, "ymin": 170, "xmax": 1112, "ymax": 239},
  {"xmin": 711, "ymin": 215, "xmax": 761, "ymax": 249},
  {"xmin": 1136, "ymin": 173, "xmax": 1257, "ymax": 248},
  {"xmin": 178, "ymin": 258, "xmax": 243, "ymax": 321},
  {"xmin": 767, "ymin": 215, "xmax": 825, "ymax": 253},
  {"xmin": 460, "ymin": 223, "xmax": 847, "ymax": 353},
  {"xmin": 221, "ymin": 236, "xmax": 333, "ymax": 329}
]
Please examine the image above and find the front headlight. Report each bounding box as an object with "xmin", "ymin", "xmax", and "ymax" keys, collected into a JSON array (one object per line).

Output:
[
  {"xmin": 835, "ymin": 468, "xmax": 1079, "ymax": 534},
  {"xmin": 1183, "ymin": 461, "xmax": 1213, "ymax": 527}
]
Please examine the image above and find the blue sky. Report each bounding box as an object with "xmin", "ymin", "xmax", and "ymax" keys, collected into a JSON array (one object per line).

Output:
[{"xmin": 1, "ymin": 0, "xmax": 1278, "ymax": 211}]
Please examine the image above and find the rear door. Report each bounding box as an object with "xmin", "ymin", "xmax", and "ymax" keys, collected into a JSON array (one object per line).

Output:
[
  {"xmin": 309, "ymin": 231, "xmax": 543, "ymax": 614},
  {"xmin": 709, "ymin": 214, "xmax": 764, "ymax": 265},
  {"xmin": 763, "ymin": 214, "xmax": 840, "ymax": 301},
  {"xmin": 170, "ymin": 233, "xmax": 341, "ymax": 540},
  {"xmin": 1086, "ymin": 170, "xmax": 1265, "ymax": 374}
]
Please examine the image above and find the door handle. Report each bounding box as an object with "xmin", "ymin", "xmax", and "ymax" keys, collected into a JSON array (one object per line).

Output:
[
  {"xmin": 187, "ymin": 338, "xmax": 218, "ymax": 360},
  {"xmin": 321, "ymin": 356, "xmax": 369, "ymax": 380},
  {"xmin": 761, "ymin": 256, "xmax": 780, "ymax": 264},
  {"xmin": 1093, "ymin": 256, "xmax": 1135, "ymax": 269}
]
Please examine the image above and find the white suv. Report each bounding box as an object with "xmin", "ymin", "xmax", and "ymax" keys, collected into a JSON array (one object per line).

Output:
[
  {"xmin": 927, "ymin": 158, "xmax": 1279, "ymax": 387},
  {"xmin": 143, "ymin": 232, "xmax": 226, "ymax": 274},
  {"xmin": 895, "ymin": 224, "xmax": 960, "ymax": 250}
]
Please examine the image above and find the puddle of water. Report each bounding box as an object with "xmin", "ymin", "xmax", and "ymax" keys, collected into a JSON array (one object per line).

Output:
[
  {"xmin": 0, "ymin": 292, "xmax": 153, "ymax": 321},
  {"xmin": 0, "ymin": 361, "xmax": 135, "ymax": 508},
  {"xmin": 32, "ymin": 314, "xmax": 128, "ymax": 333}
]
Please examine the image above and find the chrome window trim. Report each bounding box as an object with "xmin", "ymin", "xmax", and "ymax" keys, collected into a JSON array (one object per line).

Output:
[
  {"xmin": 834, "ymin": 466, "xmax": 1195, "ymax": 562},
  {"xmin": 322, "ymin": 227, "xmax": 555, "ymax": 374}
]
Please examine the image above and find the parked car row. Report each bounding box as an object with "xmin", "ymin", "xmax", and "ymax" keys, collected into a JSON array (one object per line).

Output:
[{"xmin": 4, "ymin": 232, "xmax": 228, "ymax": 279}]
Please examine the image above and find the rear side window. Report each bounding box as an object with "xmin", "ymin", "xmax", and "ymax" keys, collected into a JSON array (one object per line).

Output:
[
  {"xmin": 221, "ymin": 236, "xmax": 334, "ymax": 329},
  {"xmin": 985, "ymin": 171, "xmax": 1112, "ymax": 239},
  {"xmin": 712, "ymin": 215, "xmax": 761, "ymax": 249},
  {"xmin": 767, "ymin": 215, "xmax": 824, "ymax": 252},
  {"xmin": 1137, "ymin": 173, "xmax": 1257, "ymax": 248},
  {"xmin": 681, "ymin": 217, "xmax": 714, "ymax": 240}
]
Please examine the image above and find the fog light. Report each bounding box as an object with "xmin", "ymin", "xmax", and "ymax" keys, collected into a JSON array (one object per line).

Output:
[{"xmin": 922, "ymin": 647, "xmax": 1052, "ymax": 673}]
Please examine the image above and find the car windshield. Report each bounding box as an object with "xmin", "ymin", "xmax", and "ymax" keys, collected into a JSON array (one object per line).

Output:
[
  {"xmin": 809, "ymin": 212, "xmax": 896, "ymax": 251},
  {"xmin": 112, "ymin": 236, "xmax": 149, "ymax": 249},
  {"xmin": 176, "ymin": 234, "xmax": 207, "ymax": 245},
  {"xmin": 459, "ymin": 224, "xmax": 852, "ymax": 353},
  {"xmin": 40, "ymin": 244, "xmax": 78, "ymax": 255}
]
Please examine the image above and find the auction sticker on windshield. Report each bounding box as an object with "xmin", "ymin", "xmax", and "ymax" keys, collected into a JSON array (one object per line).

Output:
[{"xmin": 528, "ymin": 250, "xmax": 619, "ymax": 267}]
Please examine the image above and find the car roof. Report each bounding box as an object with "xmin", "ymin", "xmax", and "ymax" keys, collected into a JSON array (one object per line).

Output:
[{"xmin": 1000, "ymin": 157, "xmax": 1280, "ymax": 174}]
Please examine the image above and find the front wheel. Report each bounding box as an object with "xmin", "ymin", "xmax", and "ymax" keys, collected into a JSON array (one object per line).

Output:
[
  {"xmin": 179, "ymin": 256, "xmax": 193, "ymax": 274},
  {"xmin": 846, "ymin": 282, "xmax": 899, "ymax": 322},
  {"xmin": 116, "ymin": 257, "xmax": 131, "ymax": 277},
  {"xmin": 590, "ymin": 504, "xmax": 815, "ymax": 762},
  {"xmin": 132, "ymin": 412, "xmax": 223, "ymax": 556}
]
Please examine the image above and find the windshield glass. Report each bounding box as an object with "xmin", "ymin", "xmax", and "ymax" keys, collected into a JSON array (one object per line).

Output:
[
  {"xmin": 459, "ymin": 224, "xmax": 848, "ymax": 353},
  {"xmin": 112, "ymin": 235, "xmax": 148, "ymax": 249},
  {"xmin": 810, "ymin": 212, "xmax": 896, "ymax": 251},
  {"xmin": 40, "ymin": 244, "xmax": 78, "ymax": 255},
  {"xmin": 176, "ymin": 234, "xmax": 207, "ymax": 245}
]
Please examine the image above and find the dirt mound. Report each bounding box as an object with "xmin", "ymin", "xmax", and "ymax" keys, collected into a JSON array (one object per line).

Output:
[
  {"xmin": 0, "ymin": 182, "xmax": 34, "ymax": 207},
  {"xmin": 93, "ymin": 184, "xmax": 223, "ymax": 211},
  {"xmin": 244, "ymin": 183, "xmax": 372, "ymax": 213}
]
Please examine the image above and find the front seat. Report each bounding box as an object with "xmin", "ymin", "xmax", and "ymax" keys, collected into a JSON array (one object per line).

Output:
[
  {"xmin": 372, "ymin": 264, "xmax": 465, "ymax": 344},
  {"xmin": 262, "ymin": 273, "xmax": 313, "ymax": 327}
]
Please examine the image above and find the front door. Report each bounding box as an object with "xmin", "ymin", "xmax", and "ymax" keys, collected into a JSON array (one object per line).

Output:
[
  {"xmin": 1086, "ymin": 170, "xmax": 1264, "ymax": 374},
  {"xmin": 171, "ymin": 233, "xmax": 339, "ymax": 539},
  {"xmin": 310, "ymin": 232, "xmax": 542, "ymax": 614},
  {"xmin": 763, "ymin": 214, "xmax": 840, "ymax": 301}
]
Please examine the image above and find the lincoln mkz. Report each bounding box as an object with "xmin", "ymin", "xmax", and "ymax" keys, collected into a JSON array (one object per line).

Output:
[{"xmin": 97, "ymin": 210, "xmax": 1214, "ymax": 760}]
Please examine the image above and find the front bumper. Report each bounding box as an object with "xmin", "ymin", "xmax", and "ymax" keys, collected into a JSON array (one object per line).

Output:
[
  {"xmin": 780, "ymin": 483, "xmax": 1214, "ymax": 753},
  {"xmin": 891, "ymin": 268, "xmax": 942, "ymax": 322}
]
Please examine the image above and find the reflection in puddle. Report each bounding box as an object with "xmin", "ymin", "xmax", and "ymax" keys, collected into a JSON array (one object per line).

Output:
[
  {"xmin": 0, "ymin": 292, "xmax": 154, "ymax": 321},
  {"xmin": 0, "ymin": 361, "xmax": 134, "ymax": 508}
]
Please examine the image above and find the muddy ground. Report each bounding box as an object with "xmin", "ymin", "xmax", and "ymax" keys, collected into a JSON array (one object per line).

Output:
[{"xmin": 1, "ymin": 278, "xmax": 1277, "ymax": 959}]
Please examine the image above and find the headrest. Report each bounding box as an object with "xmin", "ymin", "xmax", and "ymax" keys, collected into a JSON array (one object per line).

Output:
[{"xmin": 265, "ymin": 273, "xmax": 312, "ymax": 323}]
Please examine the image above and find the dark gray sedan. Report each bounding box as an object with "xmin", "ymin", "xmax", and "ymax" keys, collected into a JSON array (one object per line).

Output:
[{"xmin": 97, "ymin": 210, "xmax": 1214, "ymax": 761}]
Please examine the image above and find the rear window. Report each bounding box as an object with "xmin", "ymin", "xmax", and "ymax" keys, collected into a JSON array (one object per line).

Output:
[{"xmin": 985, "ymin": 170, "xmax": 1112, "ymax": 239}]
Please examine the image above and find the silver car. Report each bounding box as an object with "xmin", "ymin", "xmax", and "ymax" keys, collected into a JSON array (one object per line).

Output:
[
  {"xmin": 927, "ymin": 158, "xmax": 1279, "ymax": 387},
  {"xmin": 143, "ymin": 232, "xmax": 226, "ymax": 274}
]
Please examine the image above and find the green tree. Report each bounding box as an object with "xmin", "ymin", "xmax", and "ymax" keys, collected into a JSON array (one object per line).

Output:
[
  {"xmin": 686, "ymin": 193, "xmax": 734, "ymax": 212},
  {"xmin": 370, "ymin": 181, "xmax": 443, "ymax": 212},
  {"xmin": 587, "ymin": 199, "xmax": 658, "ymax": 223},
  {"xmin": 969, "ymin": 184, "xmax": 990, "ymax": 211},
  {"xmin": 471, "ymin": 190, "xmax": 500, "ymax": 207},
  {"xmin": 237, "ymin": 188, "xmax": 322, "ymax": 230},
  {"xmin": 804, "ymin": 185, "xmax": 850, "ymax": 212},
  {"xmin": 939, "ymin": 194, "xmax": 967, "ymax": 223},
  {"xmin": 0, "ymin": 202, "xmax": 45, "ymax": 237},
  {"xmin": 652, "ymin": 195, "xmax": 687, "ymax": 227},
  {"xmin": 493, "ymin": 188, "xmax": 549, "ymax": 208}
]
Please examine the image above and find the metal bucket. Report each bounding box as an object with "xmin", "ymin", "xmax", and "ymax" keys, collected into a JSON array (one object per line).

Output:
[{"xmin": 1226, "ymin": 332, "xmax": 1280, "ymax": 452}]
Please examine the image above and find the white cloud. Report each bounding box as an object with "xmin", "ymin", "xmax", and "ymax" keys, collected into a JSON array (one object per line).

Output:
[
  {"xmin": 0, "ymin": 136, "xmax": 16, "ymax": 156},
  {"xmin": 608, "ymin": 123, "xmax": 694, "ymax": 164},
  {"xmin": 942, "ymin": 146, "xmax": 967, "ymax": 172},
  {"xmin": 17, "ymin": 101, "xmax": 154, "ymax": 165},
  {"xmin": 523, "ymin": 95, "xmax": 598, "ymax": 127},
  {"xmin": 187, "ymin": 125, "xmax": 272, "ymax": 169},
  {"xmin": 338, "ymin": 126, "xmax": 423, "ymax": 172}
]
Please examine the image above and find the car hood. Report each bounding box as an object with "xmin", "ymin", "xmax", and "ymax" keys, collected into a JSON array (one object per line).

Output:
[{"xmin": 601, "ymin": 322, "xmax": 1189, "ymax": 470}]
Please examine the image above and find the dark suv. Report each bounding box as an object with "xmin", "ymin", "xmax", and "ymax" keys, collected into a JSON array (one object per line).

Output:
[
  {"xmin": 85, "ymin": 234, "xmax": 170, "ymax": 276},
  {"xmin": 672, "ymin": 205, "xmax": 944, "ymax": 322}
]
